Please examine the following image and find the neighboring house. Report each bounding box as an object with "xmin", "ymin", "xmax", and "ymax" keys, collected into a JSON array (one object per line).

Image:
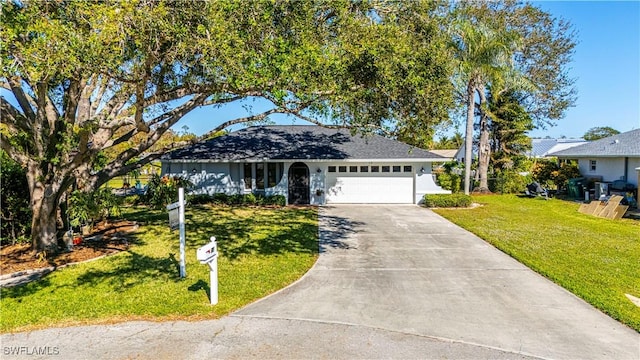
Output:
[
  {"xmin": 429, "ymin": 149, "xmax": 457, "ymax": 160},
  {"xmin": 549, "ymin": 128, "xmax": 640, "ymax": 189},
  {"xmin": 160, "ymin": 125, "xmax": 450, "ymax": 205},
  {"xmin": 528, "ymin": 138, "xmax": 588, "ymax": 158},
  {"xmin": 454, "ymin": 138, "xmax": 587, "ymax": 162}
]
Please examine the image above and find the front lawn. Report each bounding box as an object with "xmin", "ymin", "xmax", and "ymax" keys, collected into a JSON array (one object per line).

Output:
[
  {"xmin": 1, "ymin": 205, "xmax": 318, "ymax": 333},
  {"xmin": 433, "ymin": 195, "xmax": 640, "ymax": 332}
]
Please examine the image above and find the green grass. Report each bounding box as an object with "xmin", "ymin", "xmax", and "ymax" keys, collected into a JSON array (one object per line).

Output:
[
  {"xmin": 433, "ymin": 195, "xmax": 640, "ymax": 332},
  {"xmin": 1, "ymin": 205, "xmax": 318, "ymax": 333}
]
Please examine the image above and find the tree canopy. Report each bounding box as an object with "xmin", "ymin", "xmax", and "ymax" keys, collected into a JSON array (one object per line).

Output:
[
  {"xmin": 1, "ymin": 0, "xmax": 454, "ymax": 252},
  {"xmin": 582, "ymin": 126, "xmax": 620, "ymax": 141}
]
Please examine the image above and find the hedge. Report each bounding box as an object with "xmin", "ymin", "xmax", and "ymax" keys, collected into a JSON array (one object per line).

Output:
[
  {"xmin": 423, "ymin": 194, "xmax": 472, "ymax": 208},
  {"xmin": 188, "ymin": 193, "xmax": 286, "ymax": 206}
]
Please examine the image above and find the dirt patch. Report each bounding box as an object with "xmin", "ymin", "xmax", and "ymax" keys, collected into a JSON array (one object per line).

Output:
[{"xmin": 1, "ymin": 220, "xmax": 138, "ymax": 274}]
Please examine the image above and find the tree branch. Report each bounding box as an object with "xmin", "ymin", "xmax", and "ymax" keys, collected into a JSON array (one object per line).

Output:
[{"xmin": 6, "ymin": 77, "xmax": 36, "ymax": 121}]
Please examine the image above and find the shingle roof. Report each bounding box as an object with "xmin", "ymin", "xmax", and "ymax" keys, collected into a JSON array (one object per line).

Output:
[
  {"xmin": 161, "ymin": 125, "xmax": 445, "ymax": 162},
  {"xmin": 528, "ymin": 138, "xmax": 588, "ymax": 158},
  {"xmin": 549, "ymin": 128, "xmax": 640, "ymax": 157}
]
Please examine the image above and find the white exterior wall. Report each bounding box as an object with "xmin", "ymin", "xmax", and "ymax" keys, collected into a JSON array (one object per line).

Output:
[
  {"xmin": 415, "ymin": 162, "xmax": 451, "ymax": 203},
  {"xmin": 161, "ymin": 159, "xmax": 450, "ymax": 205},
  {"xmin": 578, "ymin": 157, "xmax": 640, "ymax": 186}
]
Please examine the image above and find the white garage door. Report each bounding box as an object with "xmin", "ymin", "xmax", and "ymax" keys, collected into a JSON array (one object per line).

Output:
[{"xmin": 325, "ymin": 174, "xmax": 414, "ymax": 203}]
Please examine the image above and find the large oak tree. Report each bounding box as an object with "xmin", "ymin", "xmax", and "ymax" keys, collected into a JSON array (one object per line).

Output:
[{"xmin": 1, "ymin": 0, "xmax": 454, "ymax": 252}]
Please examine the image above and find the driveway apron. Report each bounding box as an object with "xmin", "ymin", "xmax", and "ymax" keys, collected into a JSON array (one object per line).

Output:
[{"xmin": 236, "ymin": 204, "xmax": 639, "ymax": 359}]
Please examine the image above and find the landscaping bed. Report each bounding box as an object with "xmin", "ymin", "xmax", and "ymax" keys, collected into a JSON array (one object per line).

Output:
[{"xmin": 1, "ymin": 221, "xmax": 137, "ymax": 275}]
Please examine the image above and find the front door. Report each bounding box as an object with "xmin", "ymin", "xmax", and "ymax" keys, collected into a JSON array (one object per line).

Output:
[{"xmin": 288, "ymin": 162, "xmax": 310, "ymax": 205}]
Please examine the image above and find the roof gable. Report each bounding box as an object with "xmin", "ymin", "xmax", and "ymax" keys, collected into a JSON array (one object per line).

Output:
[
  {"xmin": 162, "ymin": 126, "xmax": 445, "ymax": 162},
  {"xmin": 550, "ymin": 128, "xmax": 640, "ymax": 157}
]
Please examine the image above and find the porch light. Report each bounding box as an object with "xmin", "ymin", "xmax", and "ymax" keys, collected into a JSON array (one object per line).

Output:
[
  {"xmin": 317, "ymin": 168, "xmax": 322, "ymax": 173},
  {"xmin": 420, "ymin": 167, "xmax": 425, "ymax": 173}
]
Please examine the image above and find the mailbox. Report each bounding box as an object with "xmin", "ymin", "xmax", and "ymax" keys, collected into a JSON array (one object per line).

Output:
[
  {"xmin": 197, "ymin": 236, "xmax": 219, "ymax": 305},
  {"xmin": 197, "ymin": 237, "xmax": 218, "ymax": 264}
]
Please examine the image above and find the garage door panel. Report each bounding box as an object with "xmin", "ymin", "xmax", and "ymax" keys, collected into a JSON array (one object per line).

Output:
[{"xmin": 326, "ymin": 176, "xmax": 413, "ymax": 203}]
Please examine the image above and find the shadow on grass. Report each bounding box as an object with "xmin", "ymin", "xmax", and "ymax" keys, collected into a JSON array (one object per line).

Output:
[
  {"xmin": 187, "ymin": 206, "xmax": 319, "ymax": 261},
  {"xmin": 74, "ymin": 250, "xmax": 182, "ymax": 290},
  {"xmin": 2, "ymin": 277, "xmax": 52, "ymax": 299},
  {"xmin": 4, "ymin": 205, "xmax": 319, "ymax": 300},
  {"xmin": 188, "ymin": 279, "xmax": 210, "ymax": 302}
]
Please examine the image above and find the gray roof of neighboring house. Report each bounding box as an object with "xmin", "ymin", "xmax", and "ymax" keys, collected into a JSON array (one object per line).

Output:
[
  {"xmin": 549, "ymin": 128, "xmax": 640, "ymax": 157},
  {"xmin": 161, "ymin": 125, "xmax": 445, "ymax": 162},
  {"xmin": 528, "ymin": 138, "xmax": 588, "ymax": 158},
  {"xmin": 430, "ymin": 149, "xmax": 458, "ymax": 159}
]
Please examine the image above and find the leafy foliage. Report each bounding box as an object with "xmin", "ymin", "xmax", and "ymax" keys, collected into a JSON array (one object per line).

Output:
[
  {"xmin": 1, "ymin": 0, "xmax": 456, "ymax": 251},
  {"xmin": 531, "ymin": 159, "xmax": 581, "ymax": 190},
  {"xmin": 434, "ymin": 161, "xmax": 464, "ymax": 193},
  {"xmin": 68, "ymin": 188, "xmax": 122, "ymax": 227},
  {"xmin": 188, "ymin": 193, "xmax": 286, "ymax": 206},
  {"xmin": 138, "ymin": 174, "xmax": 193, "ymax": 210},
  {"xmin": 0, "ymin": 151, "xmax": 31, "ymax": 245},
  {"xmin": 583, "ymin": 126, "xmax": 620, "ymax": 141},
  {"xmin": 423, "ymin": 193, "xmax": 472, "ymax": 208}
]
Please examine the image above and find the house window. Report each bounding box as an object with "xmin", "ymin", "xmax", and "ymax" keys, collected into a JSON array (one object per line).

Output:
[
  {"xmin": 338, "ymin": 166, "xmax": 347, "ymax": 172},
  {"xmin": 392, "ymin": 166, "xmax": 401, "ymax": 173},
  {"xmin": 267, "ymin": 163, "xmax": 277, "ymax": 187},
  {"xmin": 590, "ymin": 160, "xmax": 597, "ymax": 171},
  {"xmin": 382, "ymin": 166, "xmax": 390, "ymax": 173},
  {"xmin": 328, "ymin": 166, "xmax": 336, "ymax": 173},
  {"xmin": 349, "ymin": 166, "xmax": 358, "ymax": 173},
  {"xmin": 371, "ymin": 166, "xmax": 379, "ymax": 172},
  {"xmin": 256, "ymin": 163, "xmax": 265, "ymax": 189},
  {"xmin": 244, "ymin": 163, "xmax": 252, "ymax": 189},
  {"xmin": 403, "ymin": 165, "xmax": 412, "ymax": 173},
  {"xmin": 360, "ymin": 166, "xmax": 369, "ymax": 172}
]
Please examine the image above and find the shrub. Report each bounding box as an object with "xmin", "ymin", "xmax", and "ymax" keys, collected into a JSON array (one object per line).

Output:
[
  {"xmin": 531, "ymin": 158, "xmax": 581, "ymax": 190},
  {"xmin": 188, "ymin": 194, "xmax": 214, "ymax": 205},
  {"xmin": 139, "ymin": 174, "xmax": 193, "ymax": 209},
  {"xmin": 434, "ymin": 161, "xmax": 464, "ymax": 193},
  {"xmin": 68, "ymin": 187, "xmax": 122, "ymax": 227},
  {"xmin": 423, "ymin": 194, "xmax": 472, "ymax": 208},
  {"xmin": 265, "ymin": 194, "xmax": 286, "ymax": 206},
  {"xmin": 490, "ymin": 170, "xmax": 531, "ymax": 194},
  {"xmin": 0, "ymin": 152, "xmax": 31, "ymax": 245},
  {"xmin": 244, "ymin": 193, "xmax": 257, "ymax": 205}
]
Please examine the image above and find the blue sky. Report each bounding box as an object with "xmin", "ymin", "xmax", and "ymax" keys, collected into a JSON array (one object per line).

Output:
[
  {"xmin": 527, "ymin": 1, "xmax": 640, "ymax": 138},
  {"xmin": 177, "ymin": 1, "xmax": 640, "ymax": 140}
]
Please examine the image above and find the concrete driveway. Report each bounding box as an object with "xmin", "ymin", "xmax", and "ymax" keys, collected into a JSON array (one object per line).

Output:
[
  {"xmin": 236, "ymin": 205, "xmax": 639, "ymax": 359},
  {"xmin": 2, "ymin": 205, "xmax": 638, "ymax": 359}
]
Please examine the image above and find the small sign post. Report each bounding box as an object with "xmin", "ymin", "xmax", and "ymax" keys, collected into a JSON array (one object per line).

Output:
[{"xmin": 167, "ymin": 187, "xmax": 186, "ymax": 278}]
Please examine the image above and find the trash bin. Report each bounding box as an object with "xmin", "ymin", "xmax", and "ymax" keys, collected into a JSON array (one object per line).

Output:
[{"xmin": 567, "ymin": 177, "xmax": 586, "ymax": 199}]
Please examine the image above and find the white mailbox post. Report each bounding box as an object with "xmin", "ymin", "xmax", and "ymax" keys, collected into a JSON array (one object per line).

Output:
[{"xmin": 197, "ymin": 236, "xmax": 219, "ymax": 305}]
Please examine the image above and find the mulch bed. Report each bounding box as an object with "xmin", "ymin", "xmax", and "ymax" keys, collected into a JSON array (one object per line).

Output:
[{"xmin": 1, "ymin": 220, "xmax": 138, "ymax": 274}]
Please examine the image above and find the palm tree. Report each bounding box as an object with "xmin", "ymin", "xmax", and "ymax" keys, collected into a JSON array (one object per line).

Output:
[{"xmin": 448, "ymin": 10, "xmax": 522, "ymax": 194}]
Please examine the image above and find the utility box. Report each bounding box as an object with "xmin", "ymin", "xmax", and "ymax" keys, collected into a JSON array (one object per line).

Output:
[{"xmin": 595, "ymin": 182, "xmax": 609, "ymax": 200}]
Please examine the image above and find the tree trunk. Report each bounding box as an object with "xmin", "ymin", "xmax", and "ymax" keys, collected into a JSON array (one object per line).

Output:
[
  {"xmin": 477, "ymin": 113, "xmax": 491, "ymax": 191},
  {"xmin": 477, "ymin": 89, "xmax": 491, "ymax": 192},
  {"xmin": 29, "ymin": 184, "xmax": 60, "ymax": 253},
  {"xmin": 463, "ymin": 82, "xmax": 476, "ymax": 195},
  {"xmin": 26, "ymin": 164, "xmax": 67, "ymax": 253}
]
